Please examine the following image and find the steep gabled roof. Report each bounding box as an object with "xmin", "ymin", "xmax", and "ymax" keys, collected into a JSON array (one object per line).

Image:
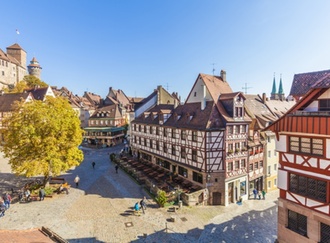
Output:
[
  {"xmin": 290, "ymin": 69, "xmax": 330, "ymax": 98},
  {"xmin": 90, "ymin": 104, "xmax": 123, "ymax": 119},
  {"xmin": 244, "ymin": 94, "xmax": 277, "ymax": 123},
  {"xmin": 24, "ymin": 86, "xmax": 54, "ymax": 101},
  {"xmin": 0, "ymin": 93, "xmax": 33, "ymax": 112},
  {"xmin": 199, "ymin": 73, "xmax": 233, "ymax": 102}
]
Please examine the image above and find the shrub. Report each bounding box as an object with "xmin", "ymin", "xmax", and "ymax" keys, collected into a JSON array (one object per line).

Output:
[{"xmin": 156, "ymin": 190, "xmax": 167, "ymax": 207}]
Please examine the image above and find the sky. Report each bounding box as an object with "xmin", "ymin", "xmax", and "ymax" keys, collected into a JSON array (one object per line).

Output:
[{"xmin": 1, "ymin": 1, "xmax": 330, "ymax": 102}]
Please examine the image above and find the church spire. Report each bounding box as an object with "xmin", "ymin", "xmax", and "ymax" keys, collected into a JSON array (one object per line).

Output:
[
  {"xmin": 271, "ymin": 73, "xmax": 276, "ymax": 94},
  {"xmin": 278, "ymin": 74, "xmax": 284, "ymax": 94}
]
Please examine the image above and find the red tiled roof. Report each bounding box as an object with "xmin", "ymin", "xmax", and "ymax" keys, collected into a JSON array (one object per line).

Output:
[
  {"xmin": 200, "ymin": 73, "xmax": 233, "ymax": 102},
  {"xmin": 0, "ymin": 229, "xmax": 53, "ymax": 243}
]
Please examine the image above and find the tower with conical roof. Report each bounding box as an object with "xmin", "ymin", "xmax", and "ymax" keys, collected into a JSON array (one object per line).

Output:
[
  {"xmin": 278, "ymin": 74, "xmax": 285, "ymax": 100},
  {"xmin": 28, "ymin": 57, "xmax": 42, "ymax": 79},
  {"xmin": 270, "ymin": 73, "xmax": 278, "ymax": 100}
]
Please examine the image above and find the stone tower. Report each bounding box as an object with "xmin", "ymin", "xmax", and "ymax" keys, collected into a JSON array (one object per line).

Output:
[
  {"xmin": 28, "ymin": 57, "xmax": 42, "ymax": 79},
  {"xmin": 6, "ymin": 43, "xmax": 27, "ymax": 68}
]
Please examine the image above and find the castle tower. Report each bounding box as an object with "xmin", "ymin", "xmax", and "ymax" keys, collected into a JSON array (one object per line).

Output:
[
  {"xmin": 6, "ymin": 43, "xmax": 27, "ymax": 68},
  {"xmin": 270, "ymin": 74, "xmax": 277, "ymax": 100},
  {"xmin": 28, "ymin": 57, "xmax": 42, "ymax": 79},
  {"xmin": 278, "ymin": 74, "xmax": 285, "ymax": 100}
]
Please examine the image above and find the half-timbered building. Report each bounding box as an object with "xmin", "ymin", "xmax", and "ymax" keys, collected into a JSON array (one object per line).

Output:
[
  {"xmin": 267, "ymin": 75, "xmax": 330, "ymax": 242},
  {"xmin": 131, "ymin": 71, "xmax": 251, "ymax": 205}
]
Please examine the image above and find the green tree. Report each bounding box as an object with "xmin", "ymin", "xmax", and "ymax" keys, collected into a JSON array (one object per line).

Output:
[
  {"xmin": 1, "ymin": 96, "xmax": 84, "ymax": 184},
  {"xmin": 4, "ymin": 75, "xmax": 48, "ymax": 93}
]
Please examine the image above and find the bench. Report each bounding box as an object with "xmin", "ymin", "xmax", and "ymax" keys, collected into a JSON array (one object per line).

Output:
[{"xmin": 49, "ymin": 177, "xmax": 66, "ymax": 185}]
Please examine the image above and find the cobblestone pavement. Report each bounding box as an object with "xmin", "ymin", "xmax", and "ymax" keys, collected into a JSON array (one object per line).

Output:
[{"xmin": 0, "ymin": 145, "xmax": 278, "ymax": 243}]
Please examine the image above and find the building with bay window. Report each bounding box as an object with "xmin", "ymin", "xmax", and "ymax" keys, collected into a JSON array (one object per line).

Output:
[
  {"xmin": 131, "ymin": 71, "xmax": 251, "ymax": 205},
  {"xmin": 267, "ymin": 72, "xmax": 330, "ymax": 242}
]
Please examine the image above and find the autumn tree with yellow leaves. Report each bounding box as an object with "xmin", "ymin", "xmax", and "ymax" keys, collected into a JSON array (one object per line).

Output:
[{"xmin": 1, "ymin": 96, "xmax": 84, "ymax": 184}]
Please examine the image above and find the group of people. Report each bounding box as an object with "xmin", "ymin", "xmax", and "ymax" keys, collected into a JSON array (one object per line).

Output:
[
  {"xmin": 252, "ymin": 188, "xmax": 266, "ymax": 200},
  {"xmin": 134, "ymin": 196, "xmax": 147, "ymax": 214}
]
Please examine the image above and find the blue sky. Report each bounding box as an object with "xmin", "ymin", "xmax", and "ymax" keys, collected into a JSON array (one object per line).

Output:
[{"xmin": 1, "ymin": 1, "xmax": 329, "ymax": 101}]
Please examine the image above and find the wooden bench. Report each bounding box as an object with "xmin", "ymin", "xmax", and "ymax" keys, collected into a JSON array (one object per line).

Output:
[{"xmin": 49, "ymin": 177, "xmax": 66, "ymax": 185}]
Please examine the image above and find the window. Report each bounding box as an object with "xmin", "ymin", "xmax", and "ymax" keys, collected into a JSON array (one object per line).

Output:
[
  {"xmin": 178, "ymin": 166, "xmax": 187, "ymax": 177},
  {"xmin": 274, "ymin": 164, "xmax": 277, "ymax": 171},
  {"xmin": 259, "ymin": 161, "xmax": 263, "ymax": 167},
  {"xmin": 139, "ymin": 125, "xmax": 141, "ymax": 132},
  {"xmin": 235, "ymin": 160, "xmax": 239, "ymax": 169},
  {"xmin": 156, "ymin": 141, "xmax": 159, "ymax": 150},
  {"xmin": 319, "ymin": 99, "xmax": 330, "ymax": 111},
  {"xmin": 268, "ymin": 151, "xmax": 271, "ymax": 158},
  {"xmin": 181, "ymin": 147, "xmax": 186, "ymax": 158},
  {"xmin": 274, "ymin": 150, "xmax": 277, "ymax": 156},
  {"xmin": 241, "ymin": 159, "xmax": 246, "ymax": 168},
  {"xmin": 192, "ymin": 131, "xmax": 197, "ymax": 141},
  {"xmin": 289, "ymin": 136, "xmax": 323, "ymax": 156},
  {"xmin": 268, "ymin": 166, "xmax": 271, "ymax": 175},
  {"xmin": 268, "ymin": 181, "xmax": 271, "ymax": 189},
  {"xmin": 194, "ymin": 92, "xmax": 197, "ymax": 97},
  {"xmin": 249, "ymin": 164, "xmax": 253, "ymax": 171},
  {"xmin": 149, "ymin": 126, "xmax": 153, "ymax": 134},
  {"xmin": 181, "ymin": 130, "xmax": 186, "ymax": 140},
  {"xmin": 163, "ymin": 127, "xmax": 167, "ymax": 136},
  {"xmin": 144, "ymin": 138, "xmax": 147, "ymax": 146},
  {"xmin": 193, "ymin": 171, "xmax": 203, "ymax": 184},
  {"xmin": 287, "ymin": 210, "xmax": 307, "ymax": 237},
  {"xmin": 228, "ymin": 162, "xmax": 233, "ymax": 170},
  {"xmin": 171, "ymin": 129, "xmax": 175, "ymax": 138},
  {"xmin": 156, "ymin": 127, "xmax": 159, "ymax": 135},
  {"xmin": 163, "ymin": 144, "xmax": 167, "ymax": 153},
  {"xmin": 228, "ymin": 126, "xmax": 233, "ymax": 135},
  {"xmin": 289, "ymin": 173, "xmax": 327, "ymax": 202},
  {"xmin": 139, "ymin": 137, "xmax": 141, "ymax": 145},
  {"xmin": 172, "ymin": 145, "xmax": 176, "ymax": 155},
  {"xmin": 274, "ymin": 178, "xmax": 277, "ymax": 186},
  {"xmin": 149, "ymin": 140, "xmax": 153, "ymax": 148},
  {"xmin": 241, "ymin": 125, "xmax": 246, "ymax": 133},
  {"xmin": 320, "ymin": 222, "xmax": 330, "ymax": 243},
  {"xmin": 192, "ymin": 149, "xmax": 197, "ymax": 161},
  {"xmin": 144, "ymin": 125, "xmax": 146, "ymax": 133},
  {"xmin": 254, "ymin": 162, "xmax": 258, "ymax": 169}
]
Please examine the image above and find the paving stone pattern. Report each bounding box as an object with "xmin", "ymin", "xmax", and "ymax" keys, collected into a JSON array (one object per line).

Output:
[{"xmin": 0, "ymin": 145, "xmax": 278, "ymax": 243}]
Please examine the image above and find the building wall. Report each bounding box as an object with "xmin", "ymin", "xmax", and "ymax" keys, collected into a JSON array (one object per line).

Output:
[
  {"xmin": 265, "ymin": 132, "xmax": 278, "ymax": 192},
  {"xmin": 278, "ymin": 198, "xmax": 330, "ymax": 243}
]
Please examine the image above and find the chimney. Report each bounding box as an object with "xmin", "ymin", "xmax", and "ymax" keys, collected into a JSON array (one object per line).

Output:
[
  {"xmin": 220, "ymin": 70, "xmax": 226, "ymax": 82},
  {"xmin": 201, "ymin": 84, "xmax": 206, "ymax": 110},
  {"xmin": 262, "ymin": 93, "xmax": 266, "ymax": 103}
]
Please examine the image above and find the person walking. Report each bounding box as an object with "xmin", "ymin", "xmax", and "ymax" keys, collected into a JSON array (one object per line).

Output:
[
  {"xmin": 258, "ymin": 191, "xmax": 262, "ymax": 200},
  {"xmin": 74, "ymin": 175, "xmax": 80, "ymax": 188},
  {"xmin": 253, "ymin": 188, "xmax": 258, "ymax": 200},
  {"xmin": 140, "ymin": 196, "xmax": 147, "ymax": 214},
  {"xmin": 2, "ymin": 192, "xmax": 11, "ymax": 209},
  {"xmin": 39, "ymin": 187, "xmax": 46, "ymax": 201},
  {"xmin": 262, "ymin": 189, "xmax": 266, "ymax": 200},
  {"xmin": 115, "ymin": 165, "xmax": 119, "ymax": 174},
  {"xmin": 92, "ymin": 161, "xmax": 96, "ymax": 169}
]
